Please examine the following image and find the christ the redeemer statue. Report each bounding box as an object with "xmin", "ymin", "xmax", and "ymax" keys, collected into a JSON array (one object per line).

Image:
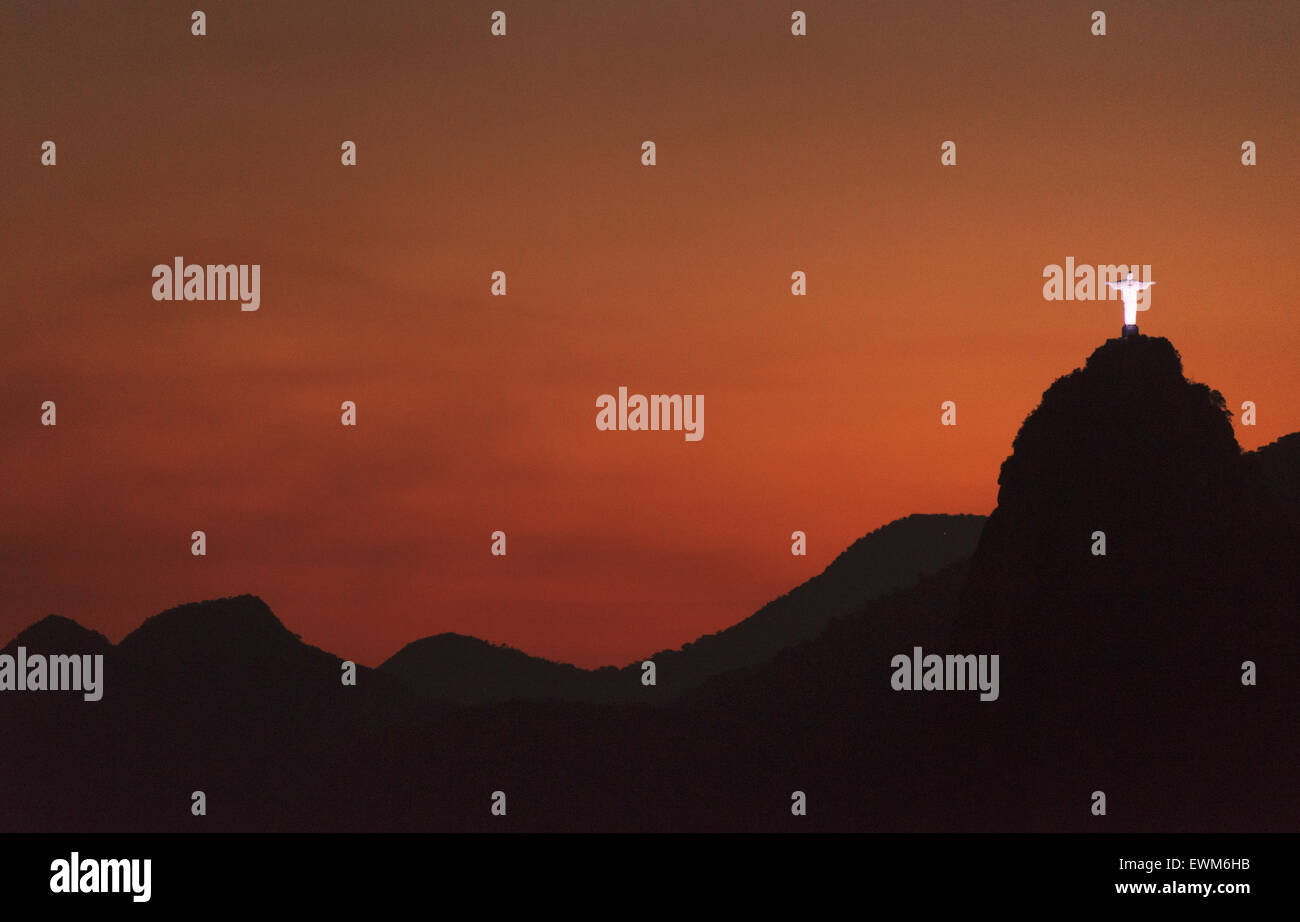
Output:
[{"xmin": 1107, "ymin": 272, "xmax": 1155, "ymax": 338}]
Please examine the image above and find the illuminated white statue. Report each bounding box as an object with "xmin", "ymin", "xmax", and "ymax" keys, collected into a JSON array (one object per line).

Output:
[{"xmin": 1106, "ymin": 271, "xmax": 1155, "ymax": 337}]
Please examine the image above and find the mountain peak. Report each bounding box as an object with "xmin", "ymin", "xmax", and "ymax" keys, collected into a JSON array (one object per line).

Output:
[
  {"xmin": 380, "ymin": 631, "xmax": 601, "ymax": 706},
  {"xmin": 2, "ymin": 614, "xmax": 111, "ymax": 654},
  {"xmin": 119, "ymin": 594, "xmax": 298, "ymax": 657},
  {"xmin": 957, "ymin": 334, "xmax": 1255, "ymax": 699},
  {"xmin": 994, "ymin": 334, "xmax": 1240, "ymax": 515}
]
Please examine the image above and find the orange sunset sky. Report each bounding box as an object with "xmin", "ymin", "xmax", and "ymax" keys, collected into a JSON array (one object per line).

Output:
[{"xmin": 2, "ymin": 1, "xmax": 1298, "ymax": 667}]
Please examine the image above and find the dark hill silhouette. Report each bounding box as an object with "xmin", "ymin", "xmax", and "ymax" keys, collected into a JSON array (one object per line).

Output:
[
  {"xmin": 0, "ymin": 596, "xmax": 434, "ymax": 832},
  {"xmin": 0, "ymin": 517, "xmax": 985, "ymax": 831},
  {"xmin": 948, "ymin": 334, "xmax": 1298, "ymax": 828},
  {"xmin": 380, "ymin": 513, "xmax": 985, "ymax": 706},
  {"xmin": 112, "ymin": 595, "xmax": 427, "ymax": 717},
  {"xmin": 1248, "ymin": 431, "xmax": 1300, "ymax": 543},
  {"xmin": 957, "ymin": 335, "xmax": 1295, "ymax": 697},
  {"xmin": 291, "ymin": 335, "xmax": 1298, "ymax": 832},
  {"xmin": 2, "ymin": 614, "xmax": 111, "ymax": 655},
  {"xmin": 381, "ymin": 632, "xmax": 623, "ymax": 704},
  {"xmin": 2, "ymin": 336, "xmax": 1296, "ymax": 832},
  {"xmin": 286, "ymin": 561, "xmax": 978, "ymax": 832},
  {"xmin": 1246, "ymin": 432, "xmax": 1300, "ymax": 600},
  {"xmin": 628, "ymin": 513, "xmax": 985, "ymax": 693},
  {"xmin": 1, "ymin": 616, "xmax": 117, "ymax": 831},
  {"xmin": 119, "ymin": 595, "xmax": 299, "ymax": 657}
]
